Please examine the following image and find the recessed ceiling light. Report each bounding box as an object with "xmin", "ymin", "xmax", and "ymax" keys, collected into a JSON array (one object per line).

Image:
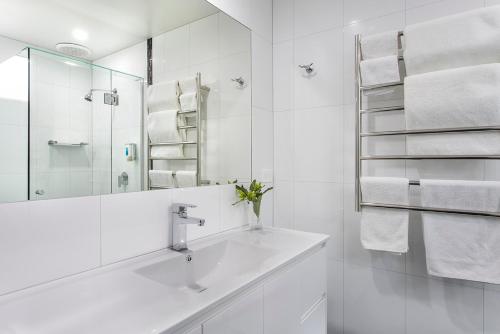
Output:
[{"xmin": 72, "ymin": 29, "xmax": 88, "ymax": 41}]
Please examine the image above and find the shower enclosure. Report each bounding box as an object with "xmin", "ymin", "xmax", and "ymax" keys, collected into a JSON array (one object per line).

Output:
[{"xmin": 20, "ymin": 48, "xmax": 143, "ymax": 201}]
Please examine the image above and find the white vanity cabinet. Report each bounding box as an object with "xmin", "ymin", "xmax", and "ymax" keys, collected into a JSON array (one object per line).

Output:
[
  {"xmin": 203, "ymin": 288, "xmax": 263, "ymax": 334},
  {"xmin": 184, "ymin": 246, "xmax": 327, "ymax": 334}
]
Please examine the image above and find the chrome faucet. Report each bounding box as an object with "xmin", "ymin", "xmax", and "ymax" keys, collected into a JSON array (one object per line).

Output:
[{"xmin": 171, "ymin": 203, "xmax": 205, "ymax": 251}]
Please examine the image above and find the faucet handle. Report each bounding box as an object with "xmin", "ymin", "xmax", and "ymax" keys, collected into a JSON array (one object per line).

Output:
[{"xmin": 172, "ymin": 203, "xmax": 197, "ymax": 213}]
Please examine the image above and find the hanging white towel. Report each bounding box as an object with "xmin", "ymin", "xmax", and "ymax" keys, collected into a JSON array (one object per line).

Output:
[
  {"xmin": 360, "ymin": 177, "xmax": 410, "ymax": 253},
  {"xmin": 420, "ymin": 179, "xmax": 500, "ymax": 284},
  {"xmin": 175, "ymin": 170, "xmax": 197, "ymax": 188},
  {"xmin": 361, "ymin": 31, "xmax": 399, "ymax": 59},
  {"xmin": 179, "ymin": 77, "xmax": 197, "ymax": 94},
  {"xmin": 180, "ymin": 92, "xmax": 198, "ymax": 112},
  {"xmin": 147, "ymin": 110, "xmax": 185, "ymax": 158},
  {"xmin": 147, "ymin": 80, "xmax": 180, "ymax": 112},
  {"xmin": 405, "ymin": 64, "xmax": 500, "ymax": 130},
  {"xmin": 149, "ymin": 170, "xmax": 175, "ymax": 188},
  {"xmin": 360, "ymin": 55, "xmax": 401, "ymax": 87},
  {"xmin": 404, "ymin": 6, "xmax": 500, "ymax": 75},
  {"xmin": 407, "ymin": 132, "xmax": 500, "ymax": 156}
]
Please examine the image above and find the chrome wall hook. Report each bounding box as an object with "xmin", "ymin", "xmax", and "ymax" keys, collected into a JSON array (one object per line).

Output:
[
  {"xmin": 299, "ymin": 63, "xmax": 314, "ymax": 74},
  {"xmin": 231, "ymin": 77, "xmax": 245, "ymax": 87}
]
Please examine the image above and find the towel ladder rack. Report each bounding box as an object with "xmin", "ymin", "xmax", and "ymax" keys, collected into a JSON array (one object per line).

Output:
[
  {"xmin": 147, "ymin": 72, "xmax": 205, "ymax": 189},
  {"xmin": 354, "ymin": 32, "xmax": 500, "ymax": 216}
]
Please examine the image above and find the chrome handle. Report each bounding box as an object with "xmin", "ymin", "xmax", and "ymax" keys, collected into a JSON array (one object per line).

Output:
[
  {"xmin": 172, "ymin": 203, "xmax": 197, "ymax": 213},
  {"xmin": 35, "ymin": 189, "xmax": 45, "ymax": 196},
  {"xmin": 299, "ymin": 63, "xmax": 314, "ymax": 74}
]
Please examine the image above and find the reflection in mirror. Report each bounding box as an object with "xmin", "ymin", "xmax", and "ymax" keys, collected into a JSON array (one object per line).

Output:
[{"xmin": 0, "ymin": 0, "xmax": 252, "ymax": 204}]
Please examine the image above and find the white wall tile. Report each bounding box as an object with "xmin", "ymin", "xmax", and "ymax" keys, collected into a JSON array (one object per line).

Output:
[
  {"xmin": 294, "ymin": 29, "xmax": 343, "ymax": 109},
  {"xmin": 251, "ymin": 34, "xmax": 273, "ymax": 110},
  {"xmin": 274, "ymin": 110, "xmax": 293, "ymax": 181},
  {"xmin": 273, "ymin": 181, "xmax": 293, "ymax": 229},
  {"xmin": 406, "ymin": 276, "xmax": 484, "ymax": 334},
  {"xmin": 343, "ymin": 0, "xmax": 403, "ymax": 25},
  {"xmin": 273, "ymin": 41, "xmax": 294, "ymax": 112},
  {"xmin": 100, "ymin": 190, "xmax": 171, "ymax": 265},
  {"xmin": 249, "ymin": 0, "xmax": 273, "ymax": 41},
  {"xmin": 252, "ymin": 107, "xmax": 274, "ymax": 182},
  {"xmin": 405, "ymin": 0, "xmax": 484, "ymax": 25},
  {"xmin": 406, "ymin": 0, "xmax": 443, "ymax": 9},
  {"xmin": 0, "ymin": 196, "xmax": 100, "ymax": 295},
  {"xmin": 273, "ymin": 0, "xmax": 294, "ymax": 43},
  {"xmin": 189, "ymin": 14, "xmax": 219, "ymax": 65},
  {"xmin": 344, "ymin": 263, "xmax": 406, "ymax": 334},
  {"xmin": 294, "ymin": 0, "xmax": 343, "ymax": 38},
  {"xmin": 220, "ymin": 184, "xmax": 247, "ymax": 230},
  {"xmin": 293, "ymin": 106, "xmax": 343, "ymax": 183},
  {"xmin": 486, "ymin": 0, "xmax": 500, "ymax": 5},
  {"xmin": 294, "ymin": 182, "xmax": 343, "ymax": 260}
]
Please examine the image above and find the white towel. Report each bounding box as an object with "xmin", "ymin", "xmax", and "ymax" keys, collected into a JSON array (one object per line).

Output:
[
  {"xmin": 421, "ymin": 179, "xmax": 500, "ymax": 284},
  {"xmin": 180, "ymin": 92, "xmax": 198, "ymax": 112},
  {"xmin": 360, "ymin": 177, "xmax": 410, "ymax": 253},
  {"xmin": 404, "ymin": 6, "xmax": 500, "ymax": 75},
  {"xmin": 405, "ymin": 64, "xmax": 500, "ymax": 130},
  {"xmin": 179, "ymin": 77, "xmax": 197, "ymax": 94},
  {"xmin": 175, "ymin": 171, "xmax": 197, "ymax": 188},
  {"xmin": 147, "ymin": 110, "xmax": 185, "ymax": 158},
  {"xmin": 149, "ymin": 170, "xmax": 175, "ymax": 188},
  {"xmin": 407, "ymin": 132, "xmax": 500, "ymax": 155},
  {"xmin": 147, "ymin": 80, "xmax": 180, "ymax": 112},
  {"xmin": 361, "ymin": 31, "xmax": 399, "ymax": 59},
  {"xmin": 360, "ymin": 56, "xmax": 401, "ymax": 87}
]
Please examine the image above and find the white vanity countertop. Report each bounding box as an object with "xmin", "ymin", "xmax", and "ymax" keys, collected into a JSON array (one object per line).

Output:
[{"xmin": 0, "ymin": 227, "xmax": 328, "ymax": 334}]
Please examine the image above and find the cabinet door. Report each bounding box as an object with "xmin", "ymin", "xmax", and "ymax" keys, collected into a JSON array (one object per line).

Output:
[
  {"xmin": 301, "ymin": 298, "xmax": 327, "ymax": 334},
  {"xmin": 264, "ymin": 265, "xmax": 301, "ymax": 334},
  {"xmin": 203, "ymin": 288, "xmax": 263, "ymax": 334}
]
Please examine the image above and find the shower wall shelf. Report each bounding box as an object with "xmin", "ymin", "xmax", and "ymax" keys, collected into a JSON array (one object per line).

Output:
[
  {"xmin": 354, "ymin": 31, "xmax": 500, "ymax": 218},
  {"xmin": 48, "ymin": 140, "xmax": 88, "ymax": 147}
]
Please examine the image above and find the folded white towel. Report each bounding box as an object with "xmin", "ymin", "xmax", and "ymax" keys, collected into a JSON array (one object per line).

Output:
[
  {"xmin": 179, "ymin": 77, "xmax": 197, "ymax": 94},
  {"xmin": 360, "ymin": 177, "xmax": 410, "ymax": 253},
  {"xmin": 149, "ymin": 170, "xmax": 175, "ymax": 188},
  {"xmin": 180, "ymin": 92, "xmax": 198, "ymax": 112},
  {"xmin": 421, "ymin": 179, "xmax": 500, "ymax": 284},
  {"xmin": 147, "ymin": 110, "xmax": 185, "ymax": 158},
  {"xmin": 407, "ymin": 132, "xmax": 500, "ymax": 156},
  {"xmin": 405, "ymin": 64, "xmax": 500, "ymax": 130},
  {"xmin": 361, "ymin": 31, "xmax": 399, "ymax": 59},
  {"xmin": 360, "ymin": 55, "xmax": 400, "ymax": 87},
  {"xmin": 147, "ymin": 80, "xmax": 180, "ymax": 112},
  {"xmin": 404, "ymin": 6, "xmax": 500, "ymax": 75},
  {"xmin": 175, "ymin": 170, "xmax": 197, "ymax": 188}
]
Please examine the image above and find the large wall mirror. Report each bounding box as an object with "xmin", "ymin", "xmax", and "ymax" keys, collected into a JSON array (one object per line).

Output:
[{"xmin": 0, "ymin": 0, "xmax": 252, "ymax": 204}]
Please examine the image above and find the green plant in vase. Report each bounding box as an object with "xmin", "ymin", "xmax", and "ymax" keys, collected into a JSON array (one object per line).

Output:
[{"xmin": 232, "ymin": 180, "xmax": 273, "ymax": 228}]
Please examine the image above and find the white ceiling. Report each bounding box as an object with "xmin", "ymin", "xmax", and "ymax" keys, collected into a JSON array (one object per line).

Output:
[{"xmin": 0, "ymin": 0, "xmax": 220, "ymax": 60}]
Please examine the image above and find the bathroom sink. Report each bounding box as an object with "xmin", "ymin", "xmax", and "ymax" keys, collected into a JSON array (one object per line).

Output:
[{"xmin": 135, "ymin": 240, "xmax": 277, "ymax": 292}]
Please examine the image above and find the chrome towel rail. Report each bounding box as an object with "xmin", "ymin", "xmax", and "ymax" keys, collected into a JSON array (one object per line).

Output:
[
  {"xmin": 361, "ymin": 125, "xmax": 500, "ymax": 137},
  {"xmin": 354, "ymin": 31, "xmax": 500, "ymax": 215}
]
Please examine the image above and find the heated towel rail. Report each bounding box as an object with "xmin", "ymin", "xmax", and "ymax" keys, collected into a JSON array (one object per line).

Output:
[
  {"xmin": 147, "ymin": 72, "xmax": 209, "ymax": 189},
  {"xmin": 354, "ymin": 32, "xmax": 500, "ymax": 217}
]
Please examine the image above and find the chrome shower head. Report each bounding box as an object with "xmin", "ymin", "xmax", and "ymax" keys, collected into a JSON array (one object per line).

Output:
[{"xmin": 84, "ymin": 91, "xmax": 93, "ymax": 102}]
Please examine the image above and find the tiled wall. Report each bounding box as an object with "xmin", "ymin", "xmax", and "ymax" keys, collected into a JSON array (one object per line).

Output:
[
  {"xmin": 0, "ymin": 55, "xmax": 28, "ymax": 203},
  {"xmin": 0, "ymin": 0, "xmax": 274, "ymax": 297},
  {"xmin": 273, "ymin": 0, "xmax": 500, "ymax": 333},
  {"xmin": 151, "ymin": 12, "xmax": 253, "ymax": 184},
  {"xmin": 0, "ymin": 185, "xmax": 248, "ymax": 296},
  {"xmin": 29, "ymin": 50, "xmax": 93, "ymax": 200}
]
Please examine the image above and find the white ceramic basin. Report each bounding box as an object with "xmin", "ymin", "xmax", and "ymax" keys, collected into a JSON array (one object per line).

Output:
[{"xmin": 135, "ymin": 239, "xmax": 277, "ymax": 292}]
